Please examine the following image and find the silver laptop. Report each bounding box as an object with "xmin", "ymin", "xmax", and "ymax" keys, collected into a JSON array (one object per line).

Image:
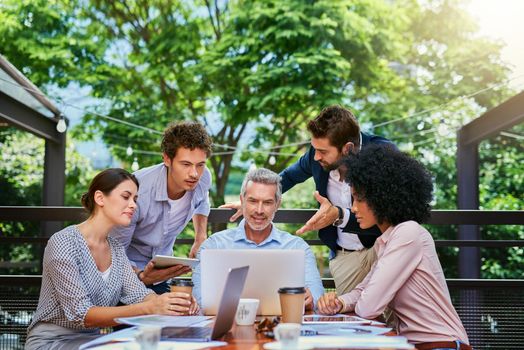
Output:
[
  {"xmin": 201, "ymin": 249, "xmax": 305, "ymax": 315},
  {"xmin": 161, "ymin": 266, "xmax": 249, "ymax": 342}
]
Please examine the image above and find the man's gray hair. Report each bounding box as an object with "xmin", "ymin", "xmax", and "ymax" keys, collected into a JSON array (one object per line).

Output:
[{"xmin": 240, "ymin": 168, "xmax": 282, "ymax": 202}]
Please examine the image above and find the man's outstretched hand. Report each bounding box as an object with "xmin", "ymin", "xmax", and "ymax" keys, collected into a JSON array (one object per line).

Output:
[
  {"xmin": 296, "ymin": 191, "xmax": 339, "ymax": 235},
  {"xmin": 219, "ymin": 201, "xmax": 243, "ymax": 222}
]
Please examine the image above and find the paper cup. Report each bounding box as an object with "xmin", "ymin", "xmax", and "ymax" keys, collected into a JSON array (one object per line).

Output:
[{"xmin": 278, "ymin": 287, "xmax": 305, "ymax": 324}]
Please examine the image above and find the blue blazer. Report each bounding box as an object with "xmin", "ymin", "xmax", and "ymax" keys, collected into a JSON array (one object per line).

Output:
[{"xmin": 279, "ymin": 132, "xmax": 395, "ymax": 255}]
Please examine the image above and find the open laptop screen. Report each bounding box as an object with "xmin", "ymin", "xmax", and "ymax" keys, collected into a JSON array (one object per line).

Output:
[
  {"xmin": 162, "ymin": 265, "xmax": 249, "ymax": 341},
  {"xmin": 201, "ymin": 249, "xmax": 305, "ymax": 315}
]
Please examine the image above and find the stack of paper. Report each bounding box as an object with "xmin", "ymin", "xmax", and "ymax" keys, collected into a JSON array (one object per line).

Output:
[
  {"xmin": 114, "ymin": 315, "xmax": 211, "ymax": 327},
  {"xmin": 79, "ymin": 327, "xmax": 226, "ymax": 350}
]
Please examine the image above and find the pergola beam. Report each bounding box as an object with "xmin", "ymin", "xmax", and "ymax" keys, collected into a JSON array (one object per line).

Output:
[
  {"xmin": 0, "ymin": 90, "xmax": 66, "ymax": 236},
  {"xmin": 459, "ymin": 91, "xmax": 524, "ymax": 145},
  {"xmin": 0, "ymin": 91, "xmax": 62, "ymax": 143},
  {"xmin": 0, "ymin": 55, "xmax": 61, "ymax": 116},
  {"xmin": 457, "ymin": 90, "xmax": 524, "ymax": 279}
]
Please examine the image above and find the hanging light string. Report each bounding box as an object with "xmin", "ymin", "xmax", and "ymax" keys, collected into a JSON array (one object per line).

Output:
[
  {"xmin": 1, "ymin": 73, "xmax": 523, "ymax": 155},
  {"xmin": 390, "ymin": 78, "xmax": 524, "ymax": 143},
  {"xmin": 112, "ymin": 144, "xmax": 160, "ymax": 156},
  {"xmin": 372, "ymin": 73, "xmax": 524, "ymax": 129},
  {"xmin": 212, "ymin": 149, "xmax": 299, "ymax": 157},
  {"xmin": 0, "ymin": 75, "xmax": 312, "ymax": 152}
]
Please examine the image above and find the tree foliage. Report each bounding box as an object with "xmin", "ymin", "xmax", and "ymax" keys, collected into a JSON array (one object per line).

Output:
[
  {"xmin": 0, "ymin": 0, "xmax": 104, "ymax": 86},
  {"xmin": 0, "ymin": 0, "xmax": 522, "ymax": 277}
]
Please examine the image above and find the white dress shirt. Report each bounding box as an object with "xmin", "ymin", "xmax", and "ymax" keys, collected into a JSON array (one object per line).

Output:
[{"xmin": 327, "ymin": 169, "xmax": 364, "ymax": 251}]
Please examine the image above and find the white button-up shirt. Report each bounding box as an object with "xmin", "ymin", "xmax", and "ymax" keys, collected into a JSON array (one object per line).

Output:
[{"xmin": 111, "ymin": 163, "xmax": 211, "ymax": 269}]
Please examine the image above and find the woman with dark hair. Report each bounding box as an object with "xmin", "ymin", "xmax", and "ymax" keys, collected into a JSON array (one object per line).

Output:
[
  {"xmin": 317, "ymin": 145, "xmax": 471, "ymax": 350},
  {"xmin": 25, "ymin": 168, "xmax": 198, "ymax": 350}
]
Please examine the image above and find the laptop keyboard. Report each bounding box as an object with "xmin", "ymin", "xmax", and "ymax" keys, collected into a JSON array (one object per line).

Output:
[{"xmin": 161, "ymin": 326, "xmax": 212, "ymax": 340}]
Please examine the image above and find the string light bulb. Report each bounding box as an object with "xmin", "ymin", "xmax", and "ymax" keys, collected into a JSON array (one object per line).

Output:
[
  {"xmin": 126, "ymin": 145, "xmax": 133, "ymax": 156},
  {"xmin": 401, "ymin": 142, "xmax": 414, "ymax": 152},
  {"xmin": 269, "ymin": 155, "xmax": 276, "ymax": 165},
  {"xmin": 56, "ymin": 116, "xmax": 67, "ymax": 133},
  {"xmin": 437, "ymin": 120, "xmax": 449, "ymax": 137},
  {"xmin": 131, "ymin": 157, "xmax": 139, "ymax": 171}
]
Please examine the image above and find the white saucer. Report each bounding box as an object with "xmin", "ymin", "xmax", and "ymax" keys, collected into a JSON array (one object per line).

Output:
[{"xmin": 263, "ymin": 341, "xmax": 314, "ymax": 350}]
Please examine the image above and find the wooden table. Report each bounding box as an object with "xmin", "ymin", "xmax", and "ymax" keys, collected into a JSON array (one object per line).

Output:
[
  {"xmin": 90, "ymin": 314, "xmax": 403, "ymax": 350},
  {"xmin": 219, "ymin": 323, "xmax": 272, "ymax": 350},
  {"xmin": 207, "ymin": 321, "xmax": 404, "ymax": 350},
  {"xmin": 89, "ymin": 322, "xmax": 407, "ymax": 350}
]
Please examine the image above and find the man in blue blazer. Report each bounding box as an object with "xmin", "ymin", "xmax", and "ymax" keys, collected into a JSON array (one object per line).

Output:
[
  {"xmin": 280, "ymin": 105, "xmax": 394, "ymax": 294},
  {"xmin": 222, "ymin": 105, "xmax": 394, "ymax": 294}
]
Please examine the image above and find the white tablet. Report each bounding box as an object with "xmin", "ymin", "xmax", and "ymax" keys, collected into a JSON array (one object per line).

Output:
[
  {"xmin": 302, "ymin": 315, "xmax": 372, "ymax": 324},
  {"xmin": 152, "ymin": 255, "xmax": 199, "ymax": 269}
]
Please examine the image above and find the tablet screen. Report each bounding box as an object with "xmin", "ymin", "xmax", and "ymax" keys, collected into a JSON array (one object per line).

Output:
[{"xmin": 302, "ymin": 315, "xmax": 371, "ymax": 324}]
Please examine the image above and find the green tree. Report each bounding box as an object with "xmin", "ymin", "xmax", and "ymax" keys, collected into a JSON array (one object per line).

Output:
[
  {"xmin": 0, "ymin": 0, "xmax": 104, "ymax": 87},
  {"xmin": 1, "ymin": 0, "xmax": 521, "ymax": 277},
  {"xmin": 477, "ymin": 124, "xmax": 524, "ymax": 278},
  {"xmin": 395, "ymin": 1, "xmax": 520, "ymax": 278},
  {"xmin": 28, "ymin": 0, "xmax": 408, "ymax": 210},
  {"xmin": 202, "ymin": 0, "xmax": 409, "ymax": 205}
]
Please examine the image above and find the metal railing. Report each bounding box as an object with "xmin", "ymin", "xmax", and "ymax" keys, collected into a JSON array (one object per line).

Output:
[{"xmin": 1, "ymin": 206, "xmax": 523, "ymax": 247}]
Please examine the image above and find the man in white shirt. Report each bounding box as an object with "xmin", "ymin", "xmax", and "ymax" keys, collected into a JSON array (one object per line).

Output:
[
  {"xmin": 222, "ymin": 106, "xmax": 395, "ymax": 294},
  {"xmin": 112, "ymin": 121, "xmax": 212, "ymax": 294}
]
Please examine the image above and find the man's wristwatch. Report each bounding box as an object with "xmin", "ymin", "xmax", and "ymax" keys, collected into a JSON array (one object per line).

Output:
[{"xmin": 332, "ymin": 206, "xmax": 344, "ymax": 226}]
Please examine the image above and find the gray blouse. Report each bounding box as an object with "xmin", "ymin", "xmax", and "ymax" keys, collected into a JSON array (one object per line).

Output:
[{"xmin": 26, "ymin": 225, "xmax": 152, "ymax": 338}]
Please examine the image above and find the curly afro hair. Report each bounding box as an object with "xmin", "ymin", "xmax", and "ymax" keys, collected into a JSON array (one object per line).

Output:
[
  {"xmin": 344, "ymin": 144, "xmax": 433, "ymax": 225},
  {"xmin": 161, "ymin": 121, "xmax": 212, "ymax": 159}
]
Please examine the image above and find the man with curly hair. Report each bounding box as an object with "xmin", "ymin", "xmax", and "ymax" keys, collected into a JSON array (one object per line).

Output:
[
  {"xmin": 317, "ymin": 145, "xmax": 471, "ymax": 350},
  {"xmin": 112, "ymin": 121, "xmax": 213, "ymax": 294}
]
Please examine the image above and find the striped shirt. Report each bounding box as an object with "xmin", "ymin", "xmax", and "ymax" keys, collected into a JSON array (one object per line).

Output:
[{"xmin": 28, "ymin": 225, "xmax": 151, "ymax": 334}]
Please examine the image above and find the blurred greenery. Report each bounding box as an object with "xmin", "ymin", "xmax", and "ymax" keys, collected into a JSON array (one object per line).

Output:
[
  {"xmin": 0, "ymin": 0, "xmax": 522, "ymax": 278},
  {"xmin": 0, "ymin": 128, "xmax": 95, "ymax": 274}
]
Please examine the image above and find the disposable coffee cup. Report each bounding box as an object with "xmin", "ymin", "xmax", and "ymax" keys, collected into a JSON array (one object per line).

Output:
[
  {"xmin": 170, "ymin": 279, "xmax": 193, "ymax": 315},
  {"xmin": 278, "ymin": 287, "xmax": 305, "ymax": 324},
  {"xmin": 170, "ymin": 279, "xmax": 193, "ymax": 294}
]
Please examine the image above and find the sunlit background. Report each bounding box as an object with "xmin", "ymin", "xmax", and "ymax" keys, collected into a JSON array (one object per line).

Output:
[{"xmin": 468, "ymin": 0, "xmax": 524, "ymax": 86}]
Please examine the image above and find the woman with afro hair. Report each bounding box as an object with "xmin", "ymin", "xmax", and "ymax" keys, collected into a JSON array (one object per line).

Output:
[{"xmin": 317, "ymin": 145, "xmax": 471, "ymax": 350}]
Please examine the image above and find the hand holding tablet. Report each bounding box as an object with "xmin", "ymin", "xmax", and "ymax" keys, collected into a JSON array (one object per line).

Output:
[{"xmin": 152, "ymin": 255, "xmax": 199, "ymax": 269}]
